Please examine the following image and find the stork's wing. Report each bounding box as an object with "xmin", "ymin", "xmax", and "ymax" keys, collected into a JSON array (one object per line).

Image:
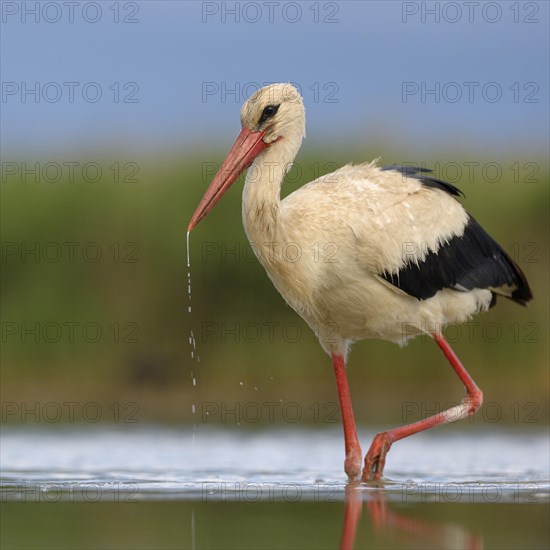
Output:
[
  {"xmin": 284, "ymin": 162, "xmax": 532, "ymax": 306},
  {"xmin": 349, "ymin": 165, "xmax": 532, "ymax": 306},
  {"xmin": 380, "ymin": 214, "xmax": 532, "ymax": 305}
]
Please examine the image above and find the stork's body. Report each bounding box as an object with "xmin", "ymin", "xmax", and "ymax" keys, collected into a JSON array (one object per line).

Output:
[
  {"xmin": 188, "ymin": 84, "xmax": 532, "ymax": 481},
  {"xmin": 244, "ymin": 160, "xmax": 502, "ymax": 355}
]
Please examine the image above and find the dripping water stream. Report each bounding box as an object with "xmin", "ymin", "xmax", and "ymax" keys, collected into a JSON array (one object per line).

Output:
[{"xmin": 187, "ymin": 231, "xmax": 199, "ymax": 445}]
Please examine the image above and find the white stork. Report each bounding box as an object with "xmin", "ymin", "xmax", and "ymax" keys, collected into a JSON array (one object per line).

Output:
[{"xmin": 188, "ymin": 83, "xmax": 533, "ymax": 482}]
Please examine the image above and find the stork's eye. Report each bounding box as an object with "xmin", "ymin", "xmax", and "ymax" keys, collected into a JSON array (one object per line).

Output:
[{"xmin": 259, "ymin": 104, "xmax": 280, "ymax": 125}]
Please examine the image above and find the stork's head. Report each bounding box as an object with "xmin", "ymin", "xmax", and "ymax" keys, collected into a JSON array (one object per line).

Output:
[
  {"xmin": 240, "ymin": 83, "xmax": 306, "ymax": 145},
  {"xmin": 188, "ymin": 83, "xmax": 305, "ymax": 231}
]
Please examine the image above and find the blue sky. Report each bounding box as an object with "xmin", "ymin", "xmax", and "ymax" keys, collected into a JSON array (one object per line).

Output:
[{"xmin": 2, "ymin": 1, "xmax": 549, "ymax": 159}]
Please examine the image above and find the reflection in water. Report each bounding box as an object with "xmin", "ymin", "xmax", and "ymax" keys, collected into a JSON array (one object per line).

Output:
[
  {"xmin": 340, "ymin": 486, "xmax": 363, "ymax": 550},
  {"xmin": 340, "ymin": 485, "xmax": 484, "ymax": 550}
]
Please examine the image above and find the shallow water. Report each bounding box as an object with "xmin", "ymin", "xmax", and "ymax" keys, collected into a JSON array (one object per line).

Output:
[{"xmin": 1, "ymin": 427, "xmax": 549, "ymax": 549}]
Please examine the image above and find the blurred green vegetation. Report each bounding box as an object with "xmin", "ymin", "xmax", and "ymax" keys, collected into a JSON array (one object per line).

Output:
[{"xmin": 1, "ymin": 148, "xmax": 548, "ymax": 426}]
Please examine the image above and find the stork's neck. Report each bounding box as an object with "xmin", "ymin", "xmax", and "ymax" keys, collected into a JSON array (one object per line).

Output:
[{"xmin": 242, "ymin": 136, "xmax": 300, "ymax": 242}]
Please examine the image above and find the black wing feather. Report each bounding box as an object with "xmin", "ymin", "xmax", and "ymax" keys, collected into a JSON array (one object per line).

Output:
[
  {"xmin": 381, "ymin": 164, "xmax": 465, "ymax": 198},
  {"xmin": 381, "ymin": 215, "xmax": 533, "ymax": 306}
]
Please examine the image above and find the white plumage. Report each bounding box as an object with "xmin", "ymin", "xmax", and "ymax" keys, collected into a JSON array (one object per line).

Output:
[
  {"xmin": 188, "ymin": 83, "xmax": 532, "ymax": 482},
  {"xmin": 238, "ymin": 86, "xmax": 485, "ymax": 357}
]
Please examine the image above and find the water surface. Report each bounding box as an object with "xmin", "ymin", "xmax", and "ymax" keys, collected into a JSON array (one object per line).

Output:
[{"xmin": 1, "ymin": 427, "xmax": 548, "ymax": 549}]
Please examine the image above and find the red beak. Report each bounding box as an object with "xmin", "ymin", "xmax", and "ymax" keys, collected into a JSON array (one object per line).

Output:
[{"xmin": 188, "ymin": 127, "xmax": 268, "ymax": 232}]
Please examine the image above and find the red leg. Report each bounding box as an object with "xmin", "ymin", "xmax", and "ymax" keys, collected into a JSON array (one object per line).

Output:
[
  {"xmin": 332, "ymin": 353, "xmax": 363, "ymax": 480},
  {"xmin": 362, "ymin": 334, "xmax": 483, "ymax": 482}
]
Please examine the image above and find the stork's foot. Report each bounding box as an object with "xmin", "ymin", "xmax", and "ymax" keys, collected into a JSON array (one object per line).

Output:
[
  {"xmin": 345, "ymin": 446, "xmax": 363, "ymax": 481},
  {"xmin": 362, "ymin": 432, "xmax": 393, "ymax": 482}
]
